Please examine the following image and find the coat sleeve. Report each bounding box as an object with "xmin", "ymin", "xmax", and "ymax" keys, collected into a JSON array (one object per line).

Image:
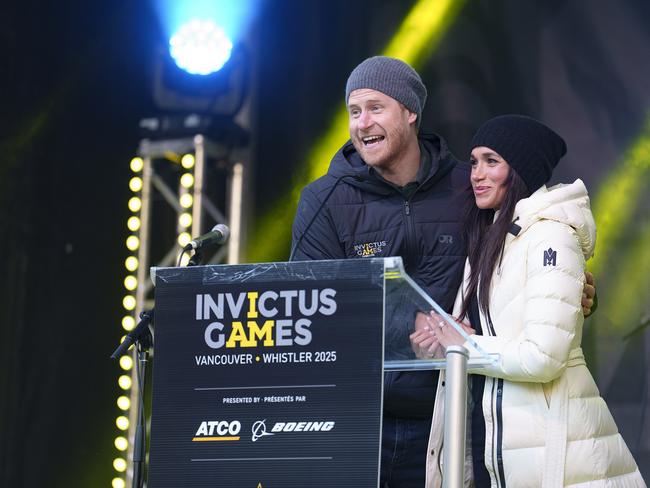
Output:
[
  {"xmin": 291, "ymin": 184, "xmax": 347, "ymax": 260},
  {"xmin": 469, "ymin": 221, "xmax": 585, "ymax": 383}
]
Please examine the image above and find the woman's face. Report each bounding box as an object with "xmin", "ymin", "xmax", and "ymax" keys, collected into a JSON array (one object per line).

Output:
[{"xmin": 470, "ymin": 146, "xmax": 510, "ymax": 210}]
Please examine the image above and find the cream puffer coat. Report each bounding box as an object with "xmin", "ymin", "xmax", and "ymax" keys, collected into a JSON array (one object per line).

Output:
[{"xmin": 425, "ymin": 180, "xmax": 645, "ymax": 487}]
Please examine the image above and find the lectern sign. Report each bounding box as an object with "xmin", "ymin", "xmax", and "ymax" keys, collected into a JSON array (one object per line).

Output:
[{"xmin": 148, "ymin": 260, "xmax": 385, "ymax": 487}]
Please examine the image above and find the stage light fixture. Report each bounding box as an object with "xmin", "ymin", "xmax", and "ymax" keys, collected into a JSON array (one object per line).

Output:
[
  {"xmin": 180, "ymin": 193, "xmax": 193, "ymax": 208},
  {"xmin": 127, "ymin": 216, "xmax": 141, "ymax": 232},
  {"xmin": 129, "ymin": 177, "xmax": 143, "ymax": 192},
  {"xmin": 181, "ymin": 153, "xmax": 195, "ymax": 169},
  {"xmin": 112, "ymin": 477, "xmax": 126, "ymax": 488},
  {"xmin": 117, "ymin": 396, "xmax": 131, "ymax": 411},
  {"xmin": 180, "ymin": 173, "xmax": 194, "ymax": 188},
  {"xmin": 179, "ymin": 212, "xmax": 193, "ymax": 228},
  {"xmin": 119, "ymin": 355, "xmax": 134, "ymax": 371},
  {"xmin": 122, "ymin": 315, "xmax": 135, "ymax": 331},
  {"xmin": 122, "ymin": 295, "xmax": 136, "ymax": 311},
  {"xmin": 178, "ymin": 231, "xmax": 191, "ymax": 247},
  {"xmin": 126, "ymin": 236, "xmax": 140, "ymax": 251},
  {"xmin": 113, "ymin": 458, "xmax": 127, "ymax": 472},
  {"xmin": 128, "ymin": 197, "xmax": 142, "ymax": 213},
  {"xmin": 130, "ymin": 157, "xmax": 144, "ymax": 173},
  {"xmin": 118, "ymin": 375, "xmax": 132, "ymax": 390},
  {"xmin": 169, "ymin": 19, "xmax": 233, "ymax": 75},
  {"xmin": 114, "ymin": 436, "xmax": 128, "ymax": 451},
  {"xmin": 124, "ymin": 275, "xmax": 138, "ymax": 291},
  {"xmin": 125, "ymin": 256, "xmax": 139, "ymax": 272},
  {"xmin": 116, "ymin": 416, "xmax": 130, "ymax": 430}
]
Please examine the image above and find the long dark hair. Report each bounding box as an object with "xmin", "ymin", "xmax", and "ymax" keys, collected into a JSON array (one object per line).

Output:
[{"xmin": 458, "ymin": 168, "xmax": 530, "ymax": 320}]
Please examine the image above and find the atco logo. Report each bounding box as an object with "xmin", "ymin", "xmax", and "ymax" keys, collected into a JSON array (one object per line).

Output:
[
  {"xmin": 251, "ymin": 419, "xmax": 274, "ymax": 442},
  {"xmin": 192, "ymin": 420, "xmax": 241, "ymax": 442},
  {"xmin": 354, "ymin": 240, "xmax": 387, "ymax": 257},
  {"xmin": 251, "ymin": 420, "xmax": 335, "ymax": 441}
]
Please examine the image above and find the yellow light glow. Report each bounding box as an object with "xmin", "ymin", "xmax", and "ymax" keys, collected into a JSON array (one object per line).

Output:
[
  {"xmin": 130, "ymin": 157, "xmax": 144, "ymax": 172},
  {"xmin": 178, "ymin": 212, "xmax": 193, "ymax": 228},
  {"xmin": 119, "ymin": 355, "xmax": 134, "ymax": 371},
  {"xmin": 113, "ymin": 458, "xmax": 127, "ymax": 472},
  {"xmin": 181, "ymin": 153, "xmax": 195, "ymax": 169},
  {"xmin": 246, "ymin": 0, "xmax": 467, "ymax": 263},
  {"xmin": 127, "ymin": 216, "xmax": 141, "ymax": 232},
  {"xmin": 180, "ymin": 173, "xmax": 195, "ymax": 188},
  {"xmin": 112, "ymin": 477, "xmax": 126, "ymax": 488},
  {"xmin": 180, "ymin": 193, "xmax": 193, "ymax": 208},
  {"xmin": 117, "ymin": 396, "xmax": 131, "ymax": 411},
  {"xmin": 178, "ymin": 232, "xmax": 191, "ymax": 247},
  {"xmin": 129, "ymin": 177, "xmax": 143, "ymax": 193},
  {"xmin": 589, "ymin": 121, "xmax": 650, "ymax": 276},
  {"xmin": 122, "ymin": 315, "xmax": 135, "ymax": 331},
  {"xmin": 116, "ymin": 416, "xmax": 130, "ymax": 430},
  {"xmin": 124, "ymin": 275, "xmax": 138, "ymax": 291},
  {"xmin": 125, "ymin": 256, "xmax": 138, "ymax": 272},
  {"xmin": 118, "ymin": 374, "xmax": 132, "ymax": 390},
  {"xmin": 122, "ymin": 295, "xmax": 136, "ymax": 311},
  {"xmin": 128, "ymin": 197, "xmax": 142, "ymax": 213},
  {"xmin": 126, "ymin": 235, "xmax": 140, "ymax": 251},
  {"xmin": 114, "ymin": 436, "xmax": 128, "ymax": 451}
]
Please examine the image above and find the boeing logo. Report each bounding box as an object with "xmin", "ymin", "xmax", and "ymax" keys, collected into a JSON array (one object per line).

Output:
[{"xmin": 251, "ymin": 419, "xmax": 274, "ymax": 442}]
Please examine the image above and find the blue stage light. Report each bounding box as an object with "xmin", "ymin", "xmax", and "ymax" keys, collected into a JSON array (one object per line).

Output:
[{"xmin": 169, "ymin": 19, "xmax": 233, "ymax": 75}]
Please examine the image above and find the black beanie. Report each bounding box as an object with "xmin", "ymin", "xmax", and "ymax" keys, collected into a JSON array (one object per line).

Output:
[{"xmin": 470, "ymin": 115, "xmax": 567, "ymax": 193}]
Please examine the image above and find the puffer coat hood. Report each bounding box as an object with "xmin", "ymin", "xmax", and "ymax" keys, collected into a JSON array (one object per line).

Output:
[{"xmin": 513, "ymin": 179, "xmax": 595, "ymax": 260}]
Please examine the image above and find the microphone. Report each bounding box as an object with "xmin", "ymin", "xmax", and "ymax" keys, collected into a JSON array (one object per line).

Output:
[
  {"xmin": 289, "ymin": 175, "xmax": 358, "ymax": 261},
  {"xmin": 110, "ymin": 310, "xmax": 154, "ymax": 359},
  {"xmin": 185, "ymin": 224, "xmax": 230, "ymax": 251}
]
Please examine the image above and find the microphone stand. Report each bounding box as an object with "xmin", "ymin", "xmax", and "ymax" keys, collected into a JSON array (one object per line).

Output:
[
  {"xmin": 111, "ymin": 310, "xmax": 153, "ymax": 488},
  {"xmin": 132, "ymin": 319, "xmax": 151, "ymax": 488},
  {"xmin": 110, "ymin": 246, "xmax": 206, "ymax": 488}
]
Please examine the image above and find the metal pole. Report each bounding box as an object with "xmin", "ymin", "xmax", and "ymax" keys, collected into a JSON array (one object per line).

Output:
[
  {"xmin": 227, "ymin": 162, "xmax": 244, "ymax": 264},
  {"xmin": 126, "ymin": 155, "xmax": 153, "ymax": 487},
  {"xmin": 443, "ymin": 345, "xmax": 469, "ymax": 488},
  {"xmin": 192, "ymin": 134, "xmax": 206, "ymax": 238}
]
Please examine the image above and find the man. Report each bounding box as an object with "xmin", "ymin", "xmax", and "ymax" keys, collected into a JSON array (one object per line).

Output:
[
  {"xmin": 291, "ymin": 57, "xmax": 595, "ymax": 487},
  {"xmin": 291, "ymin": 56, "xmax": 468, "ymax": 488}
]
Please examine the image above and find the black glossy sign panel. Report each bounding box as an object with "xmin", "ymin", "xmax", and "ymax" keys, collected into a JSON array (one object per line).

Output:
[{"xmin": 148, "ymin": 260, "xmax": 384, "ymax": 488}]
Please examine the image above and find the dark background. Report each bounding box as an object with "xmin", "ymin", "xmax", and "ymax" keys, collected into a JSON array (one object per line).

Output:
[{"xmin": 1, "ymin": 0, "xmax": 649, "ymax": 485}]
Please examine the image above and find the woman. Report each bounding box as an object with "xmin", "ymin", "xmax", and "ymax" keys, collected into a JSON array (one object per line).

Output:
[{"xmin": 422, "ymin": 115, "xmax": 645, "ymax": 487}]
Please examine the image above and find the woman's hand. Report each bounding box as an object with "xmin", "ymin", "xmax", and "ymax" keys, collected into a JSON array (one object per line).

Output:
[
  {"xmin": 410, "ymin": 311, "xmax": 441, "ymax": 359},
  {"xmin": 429, "ymin": 312, "xmax": 475, "ymax": 350}
]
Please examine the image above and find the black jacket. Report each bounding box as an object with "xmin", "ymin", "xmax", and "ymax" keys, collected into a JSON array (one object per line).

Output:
[{"xmin": 291, "ymin": 133, "xmax": 469, "ymax": 418}]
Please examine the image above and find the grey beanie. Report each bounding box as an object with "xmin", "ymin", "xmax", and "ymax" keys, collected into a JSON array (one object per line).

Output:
[{"xmin": 345, "ymin": 56, "xmax": 427, "ymax": 124}]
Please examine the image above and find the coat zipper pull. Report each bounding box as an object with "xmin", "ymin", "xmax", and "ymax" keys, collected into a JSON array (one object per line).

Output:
[{"xmin": 405, "ymin": 201, "xmax": 411, "ymax": 215}]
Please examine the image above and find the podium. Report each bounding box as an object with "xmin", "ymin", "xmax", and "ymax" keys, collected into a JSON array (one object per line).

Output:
[{"xmin": 146, "ymin": 257, "xmax": 495, "ymax": 487}]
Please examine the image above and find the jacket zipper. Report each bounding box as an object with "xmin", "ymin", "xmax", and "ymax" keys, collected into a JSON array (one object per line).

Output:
[
  {"xmin": 403, "ymin": 199, "xmax": 417, "ymax": 271},
  {"xmin": 486, "ymin": 314, "xmax": 506, "ymax": 487}
]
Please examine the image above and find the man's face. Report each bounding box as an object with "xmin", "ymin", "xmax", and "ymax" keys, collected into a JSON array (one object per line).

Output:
[{"xmin": 347, "ymin": 89, "xmax": 417, "ymax": 172}]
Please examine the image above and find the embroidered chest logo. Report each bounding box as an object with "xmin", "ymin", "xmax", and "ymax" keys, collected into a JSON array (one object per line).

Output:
[
  {"xmin": 354, "ymin": 240, "xmax": 387, "ymax": 257},
  {"xmin": 543, "ymin": 247, "xmax": 557, "ymax": 266}
]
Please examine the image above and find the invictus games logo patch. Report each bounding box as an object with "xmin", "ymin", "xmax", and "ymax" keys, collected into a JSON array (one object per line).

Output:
[{"xmin": 354, "ymin": 240, "xmax": 387, "ymax": 257}]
